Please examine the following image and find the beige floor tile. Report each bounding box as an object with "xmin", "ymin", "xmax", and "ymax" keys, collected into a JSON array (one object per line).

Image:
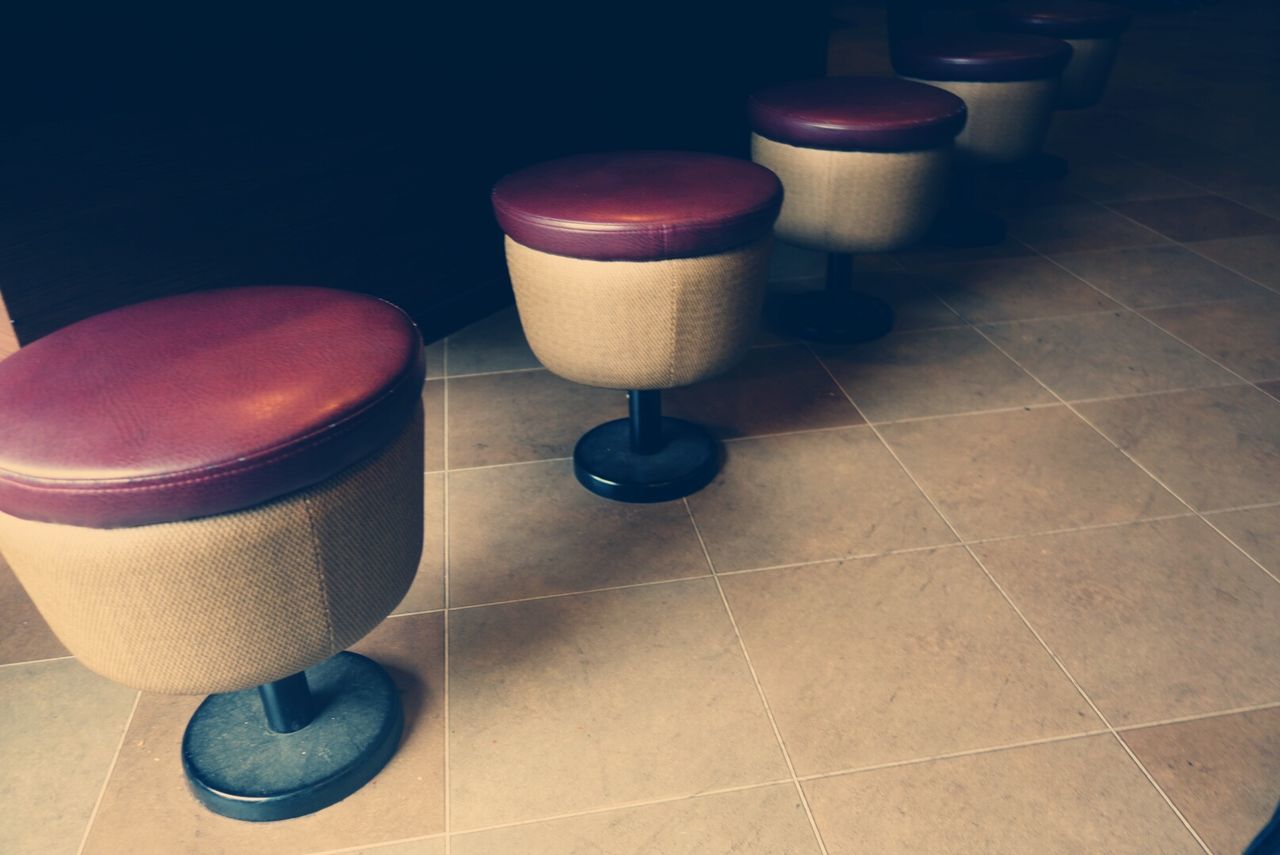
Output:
[
  {"xmin": 1078, "ymin": 385, "xmax": 1280, "ymax": 511},
  {"xmin": 1063, "ymin": 156, "xmax": 1202, "ymax": 204},
  {"xmin": 1110, "ymin": 195, "xmax": 1280, "ymax": 243},
  {"xmin": 1144, "ymin": 296, "xmax": 1280, "ymax": 381},
  {"xmin": 0, "ymin": 557, "xmax": 68, "ymax": 664},
  {"xmin": 451, "ymin": 784, "xmax": 819, "ymax": 855},
  {"xmin": 721, "ymin": 549, "xmax": 1097, "ymax": 774},
  {"xmin": 879, "ymin": 406, "xmax": 1183, "ymax": 540},
  {"xmin": 1206, "ymin": 505, "xmax": 1280, "ymax": 574},
  {"xmin": 664, "ymin": 345, "xmax": 863, "ymax": 439},
  {"xmin": 1006, "ymin": 202, "xmax": 1169, "ymax": 254},
  {"xmin": 1219, "ymin": 183, "xmax": 1280, "ymax": 221},
  {"xmin": 924, "ymin": 256, "xmax": 1119, "ymax": 324},
  {"xmin": 1052, "ymin": 244, "xmax": 1268, "ymax": 309},
  {"xmin": 447, "ymin": 369, "xmax": 622, "ymax": 469},
  {"xmin": 423, "ymin": 380, "xmax": 443, "ymax": 473},
  {"xmin": 447, "ymin": 580, "xmax": 787, "ymax": 829},
  {"xmin": 82, "ymin": 613, "xmax": 446, "ymax": 855},
  {"xmin": 686, "ymin": 427, "xmax": 955, "ymax": 572},
  {"xmin": 392, "ymin": 473, "xmax": 444, "ymax": 615},
  {"xmin": 974, "ymin": 517, "xmax": 1280, "ymax": 725},
  {"xmin": 0, "ymin": 660, "xmax": 137, "ymax": 855},
  {"xmin": 805, "ymin": 736, "xmax": 1200, "ymax": 854},
  {"xmin": 891, "ymin": 236, "xmax": 1035, "ymax": 270},
  {"xmin": 444, "ymin": 305, "xmax": 541, "ymax": 377},
  {"xmin": 766, "ymin": 269, "xmax": 966, "ymax": 333},
  {"xmin": 1188, "ymin": 233, "xmax": 1280, "ymax": 290},
  {"xmin": 1125, "ymin": 708, "xmax": 1280, "ymax": 855},
  {"xmin": 981, "ymin": 310, "xmax": 1237, "ymax": 400},
  {"xmin": 448, "ymin": 459, "xmax": 708, "ymax": 607},
  {"xmin": 816, "ymin": 326, "xmax": 1053, "ymax": 422}
]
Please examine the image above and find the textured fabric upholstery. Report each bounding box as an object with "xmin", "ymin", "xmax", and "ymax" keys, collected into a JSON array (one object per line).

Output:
[
  {"xmin": 0, "ymin": 409, "xmax": 424, "ymax": 695},
  {"xmin": 505, "ymin": 237, "xmax": 771, "ymax": 390},
  {"xmin": 905, "ymin": 77, "xmax": 1059, "ymax": 164},
  {"xmin": 751, "ymin": 134, "xmax": 950, "ymax": 253},
  {"xmin": 1058, "ymin": 37, "xmax": 1120, "ymax": 108}
]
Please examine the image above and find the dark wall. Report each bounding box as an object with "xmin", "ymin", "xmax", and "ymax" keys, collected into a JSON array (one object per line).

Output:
[{"xmin": 4, "ymin": 4, "xmax": 828, "ymax": 344}]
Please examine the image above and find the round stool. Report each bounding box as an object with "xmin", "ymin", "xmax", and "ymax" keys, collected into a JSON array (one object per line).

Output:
[
  {"xmin": 491, "ymin": 151, "xmax": 782, "ymax": 503},
  {"xmin": 0, "ymin": 287, "xmax": 426, "ymax": 821},
  {"xmin": 892, "ymin": 32, "xmax": 1074, "ymax": 245},
  {"xmin": 748, "ymin": 76, "xmax": 967, "ymax": 343},
  {"xmin": 981, "ymin": 0, "xmax": 1132, "ymax": 178},
  {"xmin": 982, "ymin": 1, "xmax": 1131, "ymax": 110}
]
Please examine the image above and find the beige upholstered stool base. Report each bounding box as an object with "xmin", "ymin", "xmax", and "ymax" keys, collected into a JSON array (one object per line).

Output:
[
  {"xmin": 1059, "ymin": 37, "xmax": 1121, "ymax": 109},
  {"xmin": 906, "ymin": 77, "xmax": 1059, "ymax": 164},
  {"xmin": 751, "ymin": 134, "xmax": 950, "ymax": 254},
  {"xmin": 505, "ymin": 236, "xmax": 772, "ymax": 390},
  {"xmin": 0, "ymin": 408, "xmax": 424, "ymax": 695}
]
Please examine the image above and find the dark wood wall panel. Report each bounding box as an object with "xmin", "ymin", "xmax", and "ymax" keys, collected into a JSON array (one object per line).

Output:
[{"xmin": 4, "ymin": 4, "xmax": 827, "ymax": 346}]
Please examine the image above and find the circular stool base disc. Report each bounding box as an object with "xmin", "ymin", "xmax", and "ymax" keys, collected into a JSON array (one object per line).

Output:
[
  {"xmin": 997, "ymin": 153, "xmax": 1070, "ymax": 181},
  {"xmin": 575, "ymin": 417, "xmax": 719, "ymax": 503},
  {"xmin": 771, "ymin": 290, "xmax": 895, "ymax": 345},
  {"xmin": 182, "ymin": 652, "xmax": 403, "ymax": 822},
  {"xmin": 925, "ymin": 206, "xmax": 1008, "ymax": 248}
]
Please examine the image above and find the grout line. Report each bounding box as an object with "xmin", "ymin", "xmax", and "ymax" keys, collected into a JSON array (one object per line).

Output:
[
  {"xmin": 795, "ymin": 729, "xmax": 1111, "ymax": 784},
  {"xmin": 75, "ymin": 690, "xmax": 141, "ymax": 855},
  {"xmin": 442, "ymin": 338, "xmax": 452, "ymax": 855},
  {"xmin": 1115, "ymin": 699, "xmax": 1280, "ymax": 734},
  {"xmin": 445, "ymin": 573, "xmax": 715, "ymax": 613},
  {"xmin": 0, "ymin": 654, "xmax": 75, "ymax": 669},
  {"xmin": 807, "ymin": 343, "xmax": 1214, "ymax": 853},
  {"xmin": 446, "ymin": 365, "xmax": 546, "ymax": 381},
  {"xmin": 308, "ymin": 833, "xmax": 447, "ymax": 855},
  {"xmin": 681, "ymin": 497, "xmax": 831, "ymax": 855},
  {"xmin": 445, "ymin": 778, "xmax": 796, "ymax": 839},
  {"xmin": 446, "ymin": 455, "xmax": 573, "ymax": 475}
]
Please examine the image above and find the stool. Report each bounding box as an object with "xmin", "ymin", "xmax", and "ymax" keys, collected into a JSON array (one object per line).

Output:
[
  {"xmin": 981, "ymin": 0, "xmax": 1133, "ymax": 178},
  {"xmin": 892, "ymin": 32, "xmax": 1074, "ymax": 246},
  {"xmin": 0, "ymin": 287, "xmax": 426, "ymax": 821},
  {"xmin": 491, "ymin": 151, "xmax": 782, "ymax": 503},
  {"xmin": 748, "ymin": 76, "xmax": 967, "ymax": 343}
]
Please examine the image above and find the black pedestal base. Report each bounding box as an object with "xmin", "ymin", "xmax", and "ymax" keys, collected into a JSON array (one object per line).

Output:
[
  {"xmin": 574, "ymin": 416, "xmax": 719, "ymax": 503},
  {"xmin": 1000, "ymin": 152, "xmax": 1069, "ymax": 181},
  {"xmin": 771, "ymin": 289, "xmax": 895, "ymax": 345},
  {"xmin": 182, "ymin": 652, "xmax": 403, "ymax": 822},
  {"xmin": 925, "ymin": 205, "xmax": 1007, "ymax": 248}
]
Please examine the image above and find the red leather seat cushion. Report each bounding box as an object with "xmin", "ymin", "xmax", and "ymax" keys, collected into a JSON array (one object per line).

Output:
[
  {"xmin": 893, "ymin": 32, "xmax": 1075, "ymax": 82},
  {"xmin": 748, "ymin": 76, "xmax": 968, "ymax": 152},
  {"xmin": 0, "ymin": 286, "xmax": 425, "ymax": 528},
  {"xmin": 981, "ymin": 1, "xmax": 1132, "ymax": 39},
  {"xmin": 491, "ymin": 151, "xmax": 783, "ymax": 261}
]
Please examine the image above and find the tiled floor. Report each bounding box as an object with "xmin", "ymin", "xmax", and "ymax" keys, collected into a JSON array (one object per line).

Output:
[{"xmin": 4, "ymin": 2, "xmax": 1280, "ymax": 853}]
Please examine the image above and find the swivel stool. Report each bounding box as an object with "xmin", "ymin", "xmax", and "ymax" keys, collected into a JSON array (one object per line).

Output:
[
  {"xmin": 0, "ymin": 286, "xmax": 426, "ymax": 821},
  {"xmin": 892, "ymin": 32, "xmax": 1074, "ymax": 246},
  {"xmin": 748, "ymin": 76, "xmax": 967, "ymax": 343},
  {"xmin": 491, "ymin": 151, "xmax": 782, "ymax": 503},
  {"xmin": 981, "ymin": 0, "xmax": 1133, "ymax": 178}
]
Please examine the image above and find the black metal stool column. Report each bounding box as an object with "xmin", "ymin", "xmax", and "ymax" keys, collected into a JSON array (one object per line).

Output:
[
  {"xmin": 182, "ymin": 652, "xmax": 404, "ymax": 822},
  {"xmin": 574, "ymin": 389, "xmax": 719, "ymax": 503},
  {"xmin": 772, "ymin": 251, "xmax": 896, "ymax": 344}
]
